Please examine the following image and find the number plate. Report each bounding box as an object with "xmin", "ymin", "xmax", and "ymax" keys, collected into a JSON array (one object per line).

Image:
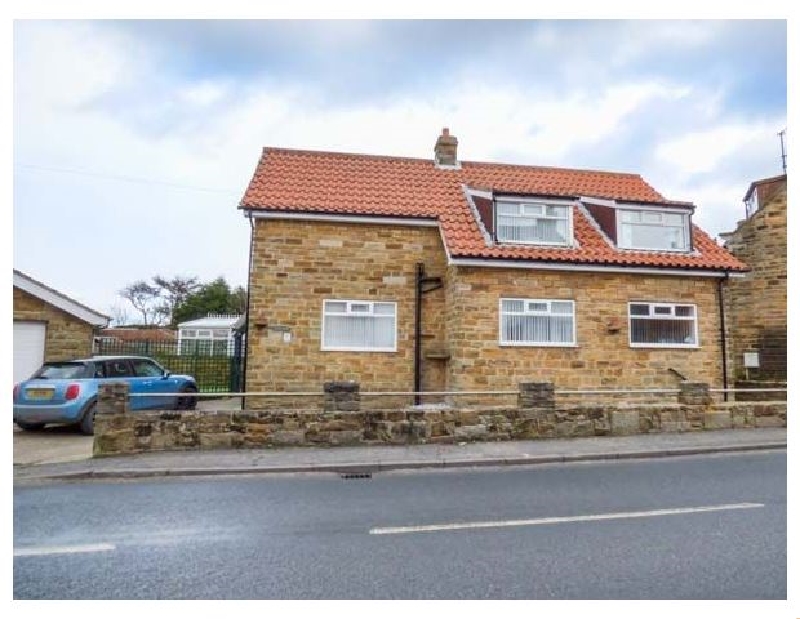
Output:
[{"xmin": 26, "ymin": 388, "xmax": 54, "ymax": 400}]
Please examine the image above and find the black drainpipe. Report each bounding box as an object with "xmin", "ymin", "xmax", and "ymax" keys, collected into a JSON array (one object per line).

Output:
[
  {"xmin": 414, "ymin": 263, "xmax": 443, "ymax": 406},
  {"xmin": 241, "ymin": 212, "xmax": 255, "ymax": 409},
  {"xmin": 718, "ymin": 271, "xmax": 729, "ymax": 402}
]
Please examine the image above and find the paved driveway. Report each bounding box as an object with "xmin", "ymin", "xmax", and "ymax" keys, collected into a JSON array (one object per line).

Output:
[
  {"xmin": 13, "ymin": 398, "xmax": 241, "ymax": 466},
  {"xmin": 13, "ymin": 425, "xmax": 93, "ymax": 466}
]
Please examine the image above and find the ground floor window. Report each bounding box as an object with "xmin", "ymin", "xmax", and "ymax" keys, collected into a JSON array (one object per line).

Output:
[
  {"xmin": 322, "ymin": 300, "xmax": 397, "ymax": 352},
  {"xmin": 628, "ymin": 302, "xmax": 698, "ymax": 347},
  {"xmin": 500, "ymin": 298, "xmax": 576, "ymax": 346}
]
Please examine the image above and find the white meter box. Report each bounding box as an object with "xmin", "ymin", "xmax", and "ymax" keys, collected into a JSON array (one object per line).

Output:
[{"xmin": 743, "ymin": 352, "xmax": 760, "ymax": 368}]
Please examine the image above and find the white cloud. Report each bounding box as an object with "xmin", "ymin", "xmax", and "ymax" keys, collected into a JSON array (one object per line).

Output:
[
  {"xmin": 12, "ymin": 20, "xmax": 786, "ymax": 317},
  {"xmin": 609, "ymin": 20, "xmax": 723, "ymax": 67},
  {"xmin": 655, "ymin": 121, "xmax": 785, "ymax": 176}
]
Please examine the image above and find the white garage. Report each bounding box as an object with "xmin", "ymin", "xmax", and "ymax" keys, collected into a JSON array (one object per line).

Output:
[{"xmin": 13, "ymin": 321, "xmax": 46, "ymax": 384}]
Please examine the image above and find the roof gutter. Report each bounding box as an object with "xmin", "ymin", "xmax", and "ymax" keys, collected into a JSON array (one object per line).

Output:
[
  {"xmin": 243, "ymin": 210, "xmax": 439, "ymax": 227},
  {"xmin": 448, "ymin": 257, "xmax": 744, "ymax": 278}
]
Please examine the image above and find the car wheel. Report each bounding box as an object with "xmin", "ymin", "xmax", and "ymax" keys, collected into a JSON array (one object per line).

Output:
[
  {"xmin": 16, "ymin": 421, "xmax": 46, "ymax": 432},
  {"xmin": 79, "ymin": 403, "xmax": 97, "ymax": 436},
  {"xmin": 176, "ymin": 386, "xmax": 197, "ymax": 410}
]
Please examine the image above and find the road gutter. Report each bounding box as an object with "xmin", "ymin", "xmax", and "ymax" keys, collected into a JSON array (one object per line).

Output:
[{"xmin": 13, "ymin": 441, "xmax": 787, "ymax": 485}]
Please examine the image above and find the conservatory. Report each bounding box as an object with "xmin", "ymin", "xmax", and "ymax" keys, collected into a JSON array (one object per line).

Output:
[{"xmin": 177, "ymin": 314, "xmax": 244, "ymax": 356}]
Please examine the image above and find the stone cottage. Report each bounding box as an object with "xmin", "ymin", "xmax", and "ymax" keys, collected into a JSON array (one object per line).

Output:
[{"xmin": 237, "ymin": 129, "xmax": 747, "ymax": 399}]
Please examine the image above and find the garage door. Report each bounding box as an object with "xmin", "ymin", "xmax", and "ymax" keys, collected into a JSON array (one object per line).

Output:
[{"xmin": 14, "ymin": 322, "xmax": 46, "ymax": 384}]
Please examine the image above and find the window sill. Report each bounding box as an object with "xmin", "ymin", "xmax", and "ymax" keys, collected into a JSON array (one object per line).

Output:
[
  {"xmin": 496, "ymin": 239, "xmax": 574, "ymax": 248},
  {"xmin": 629, "ymin": 344, "xmax": 699, "ymax": 349},
  {"xmin": 499, "ymin": 342, "xmax": 579, "ymax": 348},
  {"xmin": 617, "ymin": 245, "xmax": 692, "ymax": 253},
  {"xmin": 321, "ymin": 347, "xmax": 397, "ymax": 353}
]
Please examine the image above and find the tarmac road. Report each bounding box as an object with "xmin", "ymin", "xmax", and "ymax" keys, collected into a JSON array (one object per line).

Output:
[{"xmin": 13, "ymin": 450, "xmax": 786, "ymax": 600}]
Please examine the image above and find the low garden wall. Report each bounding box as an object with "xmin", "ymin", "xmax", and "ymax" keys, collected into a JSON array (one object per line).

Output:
[
  {"xmin": 733, "ymin": 380, "xmax": 787, "ymax": 401},
  {"xmin": 93, "ymin": 381, "xmax": 786, "ymax": 457}
]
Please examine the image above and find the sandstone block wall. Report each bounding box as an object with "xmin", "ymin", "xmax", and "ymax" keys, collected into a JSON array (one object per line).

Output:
[
  {"xmin": 445, "ymin": 267, "xmax": 724, "ymax": 392},
  {"xmin": 245, "ymin": 219, "xmax": 447, "ymax": 405},
  {"xmin": 13, "ymin": 287, "xmax": 95, "ymax": 361},
  {"xmin": 246, "ymin": 219, "xmax": 728, "ymax": 397},
  {"xmin": 721, "ymin": 185, "xmax": 787, "ymax": 381},
  {"xmin": 94, "ymin": 397, "xmax": 786, "ymax": 457}
]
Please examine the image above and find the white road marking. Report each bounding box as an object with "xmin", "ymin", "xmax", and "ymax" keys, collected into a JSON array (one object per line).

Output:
[
  {"xmin": 14, "ymin": 543, "xmax": 116, "ymax": 557},
  {"xmin": 369, "ymin": 502, "xmax": 765, "ymax": 535}
]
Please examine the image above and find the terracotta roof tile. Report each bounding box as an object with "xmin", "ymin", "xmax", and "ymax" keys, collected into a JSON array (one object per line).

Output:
[{"xmin": 240, "ymin": 147, "xmax": 746, "ymax": 272}]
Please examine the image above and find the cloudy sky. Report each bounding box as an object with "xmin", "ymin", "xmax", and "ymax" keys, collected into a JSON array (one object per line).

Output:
[{"xmin": 12, "ymin": 19, "xmax": 787, "ymax": 321}]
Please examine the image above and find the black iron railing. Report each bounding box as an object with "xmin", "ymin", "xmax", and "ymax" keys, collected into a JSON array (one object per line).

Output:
[{"xmin": 94, "ymin": 338, "xmax": 244, "ymax": 394}]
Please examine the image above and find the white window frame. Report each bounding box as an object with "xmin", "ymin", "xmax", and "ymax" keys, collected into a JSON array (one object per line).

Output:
[
  {"xmin": 616, "ymin": 208, "xmax": 691, "ymax": 252},
  {"xmin": 321, "ymin": 300, "xmax": 397, "ymax": 352},
  {"xmin": 745, "ymin": 191, "xmax": 759, "ymax": 218},
  {"xmin": 495, "ymin": 199, "xmax": 574, "ymax": 247},
  {"xmin": 178, "ymin": 327, "xmax": 235, "ymax": 356},
  {"xmin": 628, "ymin": 302, "xmax": 699, "ymax": 349},
  {"xmin": 499, "ymin": 298, "xmax": 577, "ymax": 347}
]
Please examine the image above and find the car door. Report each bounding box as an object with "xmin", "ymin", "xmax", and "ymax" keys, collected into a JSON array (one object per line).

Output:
[
  {"xmin": 103, "ymin": 359, "xmax": 144, "ymax": 409},
  {"xmin": 129, "ymin": 358, "xmax": 172, "ymax": 409}
]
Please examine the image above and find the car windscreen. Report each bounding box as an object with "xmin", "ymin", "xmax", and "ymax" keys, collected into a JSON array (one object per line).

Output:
[{"xmin": 32, "ymin": 362, "xmax": 91, "ymax": 380}]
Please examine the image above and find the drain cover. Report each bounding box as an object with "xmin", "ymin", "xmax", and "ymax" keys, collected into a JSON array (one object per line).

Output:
[{"xmin": 340, "ymin": 472, "xmax": 373, "ymax": 479}]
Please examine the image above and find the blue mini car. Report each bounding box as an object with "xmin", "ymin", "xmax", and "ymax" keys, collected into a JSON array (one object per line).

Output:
[{"xmin": 13, "ymin": 356, "xmax": 198, "ymax": 435}]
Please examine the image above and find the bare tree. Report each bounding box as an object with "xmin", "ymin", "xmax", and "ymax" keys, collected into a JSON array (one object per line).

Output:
[
  {"xmin": 119, "ymin": 281, "xmax": 164, "ymax": 326},
  {"xmin": 153, "ymin": 274, "xmax": 200, "ymax": 327}
]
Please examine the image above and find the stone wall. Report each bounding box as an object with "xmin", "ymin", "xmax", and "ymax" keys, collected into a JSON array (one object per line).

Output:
[
  {"xmin": 93, "ymin": 382, "xmax": 785, "ymax": 457},
  {"xmin": 721, "ymin": 184, "xmax": 787, "ymax": 381},
  {"xmin": 245, "ymin": 219, "xmax": 447, "ymax": 407},
  {"xmin": 246, "ymin": 217, "xmax": 738, "ymax": 399},
  {"xmin": 13, "ymin": 287, "xmax": 96, "ymax": 361},
  {"xmin": 733, "ymin": 380, "xmax": 787, "ymax": 402},
  {"xmin": 446, "ymin": 266, "xmax": 724, "ymax": 392}
]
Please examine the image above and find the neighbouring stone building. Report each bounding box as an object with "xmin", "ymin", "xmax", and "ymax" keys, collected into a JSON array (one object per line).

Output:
[
  {"xmin": 13, "ymin": 269, "xmax": 109, "ymax": 383},
  {"xmin": 238, "ymin": 129, "xmax": 747, "ymax": 402},
  {"xmin": 720, "ymin": 174, "xmax": 787, "ymax": 384}
]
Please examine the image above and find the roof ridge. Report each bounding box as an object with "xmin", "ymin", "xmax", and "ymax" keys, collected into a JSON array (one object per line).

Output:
[{"xmin": 261, "ymin": 146, "xmax": 653, "ymax": 179}]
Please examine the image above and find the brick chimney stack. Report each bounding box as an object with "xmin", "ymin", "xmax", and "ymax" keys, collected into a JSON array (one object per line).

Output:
[{"xmin": 434, "ymin": 127, "xmax": 459, "ymax": 167}]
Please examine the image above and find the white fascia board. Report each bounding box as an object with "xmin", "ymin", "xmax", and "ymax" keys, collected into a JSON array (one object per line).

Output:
[
  {"xmin": 13, "ymin": 271, "xmax": 110, "ymax": 327},
  {"xmin": 465, "ymin": 187, "xmax": 493, "ymax": 200},
  {"xmin": 494, "ymin": 195, "xmax": 577, "ymax": 206},
  {"xmin": 448, "ymin": 257, "xmax": 733, "ymax": 278},
  {"xmin": 178, "ymin": 317, "xmax": 241, "ymax": 329},
  {"xmin": 579, "ymin": 196, "xmax": 617, "ymax": 207},
  {"xmin": 246, "ymin": 210, "xmax": 439, "ymax": 227},
  {"xmin": 461, "ymin": 184, "xmax": 494, "ymax": 246},
  {"xmin": 610, "ymin": 202, "xmax": 695, "ymax": 212}
]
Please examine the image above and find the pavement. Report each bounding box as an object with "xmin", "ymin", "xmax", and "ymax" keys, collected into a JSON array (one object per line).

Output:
[
  {"xmin": 12, "ymin": 426, "xmax": 787, "ymax": 485},
  {"xmin": 12, "ymin": 397, "xmax": 238, "ymax": 468}
]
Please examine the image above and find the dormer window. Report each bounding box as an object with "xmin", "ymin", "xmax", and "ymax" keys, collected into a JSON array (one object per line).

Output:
[
  {"xmin": 496, "ymin": 201, "xmax": 573, "ymax": 246},
  {"xmin": 617, "ymin": 209, "xmax": 690, "ymax": 252}
]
